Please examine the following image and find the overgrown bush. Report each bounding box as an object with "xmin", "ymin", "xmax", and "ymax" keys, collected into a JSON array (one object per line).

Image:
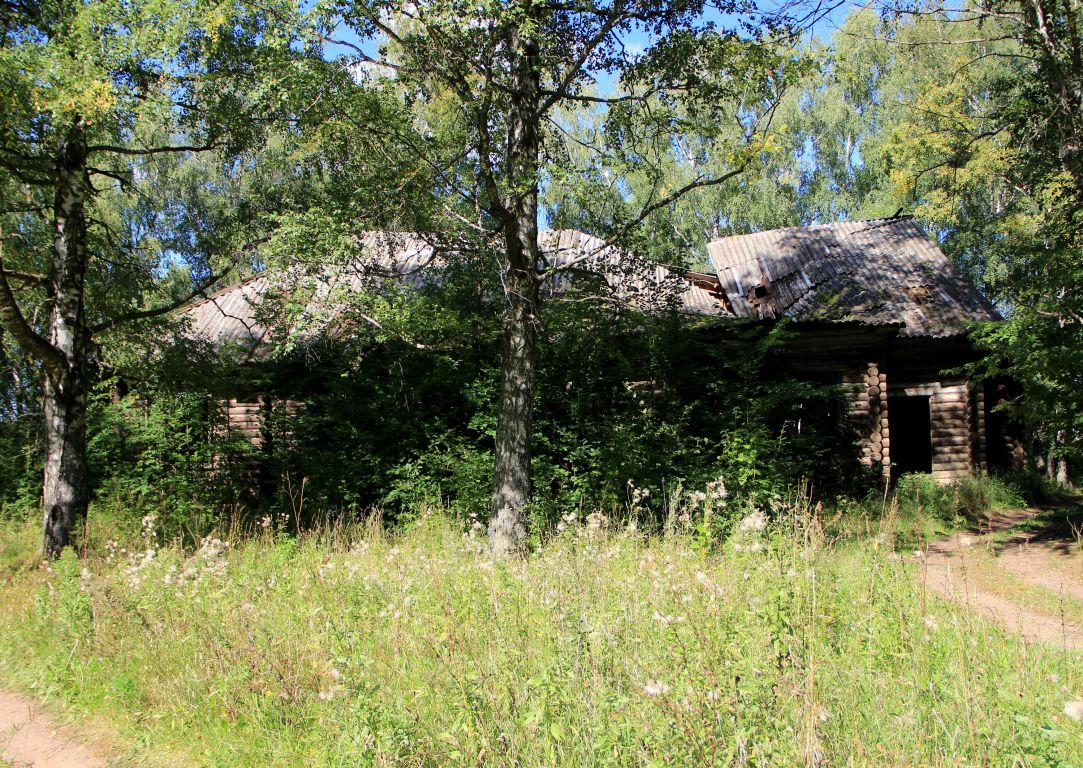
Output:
[
  {"xmin": 85, "ymin": 387, "xmax": 259, "ymax": 544},
  {"xmin": 5, "ymin": 274, "xmax": 870, "ymax": 543},
  {"xmin": 886, "ymin": 472, "xmax": 1027, "ymax": 527},
  {"xmin": 254, "ymin": 302, "xmax": 864, "ymax": 536}
]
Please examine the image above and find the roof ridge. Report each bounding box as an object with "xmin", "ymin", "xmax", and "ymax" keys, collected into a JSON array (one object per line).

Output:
[{"xmin": 707, "ymin": 215, "xmax": 915, "ymax": 244}]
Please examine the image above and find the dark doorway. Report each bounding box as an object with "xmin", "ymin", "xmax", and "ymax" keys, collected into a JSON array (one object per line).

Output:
[{"xmin": 890, "ymin": 395, "xmax": 933, "ymax": 477}]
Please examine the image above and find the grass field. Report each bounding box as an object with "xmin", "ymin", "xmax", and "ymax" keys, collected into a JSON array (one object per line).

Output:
[{"xmin": 0, "ymin": 503, "xmax": 1081, "ymax": 767}]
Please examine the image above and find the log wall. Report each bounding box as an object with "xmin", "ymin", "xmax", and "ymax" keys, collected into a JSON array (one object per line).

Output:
[
  {"xmin": 211, "ymin": 396, "xmax": 305, "ymax": 494},
  {"xmin": 843, "ymin": 361, "xmax": 891, "ymax": 478},
  {"xmin": 223, "ymin": 397, "xmax": 268, "ymax": 447},
  {"xmin": 216, "ymin": 396, "xmax": 305, "ymax": 449},
  {"xmin": 930, "ymin": 382, "xmax": 973, "ymax": 481},
  {"xmin": 843, "ymin": 366, "xmax": 981, "ymax": 483}
]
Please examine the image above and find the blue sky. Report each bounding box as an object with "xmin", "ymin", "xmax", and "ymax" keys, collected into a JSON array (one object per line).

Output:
[{"xmin": 321, "ymin": 0, "xmax": 861, "ymax": 88}]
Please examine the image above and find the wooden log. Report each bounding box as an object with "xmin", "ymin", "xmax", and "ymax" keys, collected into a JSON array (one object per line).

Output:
[
  {"xmin": 931, "ymin": 433, "xmax": 971, "ymax": 444},
  {"xmin": 932, "ymin": 462, "xmax": 971, "ymax": 470}
]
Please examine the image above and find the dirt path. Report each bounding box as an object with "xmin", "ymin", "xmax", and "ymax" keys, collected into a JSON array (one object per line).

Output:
[
  {"xmin": 918, "ymin": 507, "xmax": 1083, "ymax": 651},
  {"xmin": 0, "ymin": 691, "xmax": 107, "ymax": 768}
]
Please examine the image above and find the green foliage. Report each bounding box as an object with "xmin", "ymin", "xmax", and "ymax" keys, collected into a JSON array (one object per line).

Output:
[
  {"xmin": 85, "ymin": 386, "xmax": 258, "ymax": 544},
  {"xmin": 0, "ymin": 515, "xmax": 38, "ymax": 576},
  {"xmin": 0, "ymin": 412, "xmax": 41, "ymax": 515},
  {"xmin": 0, "ymin": 330, "xmax": 42, "ymax": 514},
  {"xmin": 248, "ymin": 289, "xmax": 863, "ymax": 535},
  {"xmin": 44, "ymin": 549, "xmax": 94, "ymax": 644},
  {"xmin": 0, "ymin": 515, "xmax": 1080, "ymax": 766},
  {"xmin": 885, "ymin": 472, "xmax": 1027, "ymax": 528},
  {"xmin": 0, "ymin": 0, "xmax": 309, "ymax": 334}
]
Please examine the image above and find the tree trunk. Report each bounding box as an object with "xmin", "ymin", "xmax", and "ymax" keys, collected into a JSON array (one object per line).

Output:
[
  {"xmin": 488, "ymin": 17, "xmax": 541, "ymax": 556},
  {"xmin": 42, "ymin": 121, "xmax": 91, "ymax": 558},
  {"xmin": 488, "ymin": 261, "xmax": 538, "ymax": 556},
  {"xmin": 42, "ymin": 367, "xmax": 88, "ymax": 555}
]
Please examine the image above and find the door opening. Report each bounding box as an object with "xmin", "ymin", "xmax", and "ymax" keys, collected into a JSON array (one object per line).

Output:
[{"xmin": 889, "ymin": 395, "xmax": 933, "ymax": 477}]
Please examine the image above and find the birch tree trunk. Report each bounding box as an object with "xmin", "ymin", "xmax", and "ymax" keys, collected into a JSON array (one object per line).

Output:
[
  {"xmin": 488, "ymin": 251, "xmax": 539, "ymax": 556},
  {"xmin": 488, "ymin": 18, "xmax": 541, "ymax": 556},
  {"xmin": 41, "ymin": 121, "xmax": 91, "ymax": 558}
]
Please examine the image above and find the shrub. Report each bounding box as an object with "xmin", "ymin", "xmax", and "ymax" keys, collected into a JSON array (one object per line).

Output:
[{"xmin": 86, "ymin": 389, "xmax": 259, "ymax": 544}]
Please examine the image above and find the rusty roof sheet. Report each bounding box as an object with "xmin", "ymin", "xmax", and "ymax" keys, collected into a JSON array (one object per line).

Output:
[{"xmin": 706, "ymin": 217, "xmax": 999, "ymax": 337}]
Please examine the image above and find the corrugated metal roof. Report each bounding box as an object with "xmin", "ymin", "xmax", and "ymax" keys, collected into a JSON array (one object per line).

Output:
[
  {"xmin": 706, "ymin": 217, "xmax": 999, "ymax": 337},
  {"xmin": 541, "ymin": 229, "xmax": 726, "ymax": 317},
  {"xmin": 183, "ymin": 274, "xmax": 270, "ymax": 356},
  {"xmin": 183, "ymin": 232, "xmax": 443, "ymax": 360},
  {"xmin": 182, "ymin": 230, "xmax": 726, "ymax": 357}
]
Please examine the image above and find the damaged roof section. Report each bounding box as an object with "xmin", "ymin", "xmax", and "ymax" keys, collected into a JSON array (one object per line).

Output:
[
  {"xmin": 182, "ymin": 232, "xmax": 444, "ymax": 361},
  {"xmin": 706, "ymin": 217, "xmax": 1000, "ymax": 337},
  {"xmin": 182, "ymin": 230, "xmax": 727, "ymax": 361},
  {"xmin": 183, "ymin": 219, "xmax": 998, "ymax": 359},
  {"xmin": 540, "ymin": 229, "xmax": 728, "ymax": 317}
]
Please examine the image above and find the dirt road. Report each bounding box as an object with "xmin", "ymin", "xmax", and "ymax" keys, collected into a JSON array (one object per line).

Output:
[
  {"xmin": 918, "ymin": 506, "xmax": 1083, "ymax": 651},
  {"xmin": 0, "ymin": 691, "xmax": 107, "ymax": 768}
]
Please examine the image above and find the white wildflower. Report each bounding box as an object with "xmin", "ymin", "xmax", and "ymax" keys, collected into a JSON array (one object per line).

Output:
[
  {"xmin": 706, "ymin": 476, "xmax": 729, "ymax": 500},
  {"xmin": 585, "ymin": 511, "xmax": 608, "ymax": 531},
  {"xmin": 738, "ymin": 510, "xmax": 767, "ymax": 533},
  {"xmin": 652, "ymin": 611, "xmax": 684, "ymax": 627},
  {"xmin": 1064, "ymin": 700, "xmax": 1083, "ymax": 722},
  {"xmin": 643, "ymin": 681, "xmax": 670, "ymax": 697},
  {"xmin": 140, "ymin": 514, "xmax": 157, "ymax": 539}
]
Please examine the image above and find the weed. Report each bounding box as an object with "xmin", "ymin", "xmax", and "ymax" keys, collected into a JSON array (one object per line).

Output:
[{"xmin": 0, "ymin": 508, "xmax": 1080, "ymax": 767}]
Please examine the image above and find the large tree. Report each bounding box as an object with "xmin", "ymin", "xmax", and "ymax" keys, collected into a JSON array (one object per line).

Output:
[
  {"xmin": 308, "ymin": 0, "xmax": 813, "ymax": 554},
  {"xmin": 0, "ymin": 0, "xmax": 301, "ymax": 555}
]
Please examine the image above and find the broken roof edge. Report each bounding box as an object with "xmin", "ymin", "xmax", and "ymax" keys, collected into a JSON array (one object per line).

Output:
[{"xmin": 703, "ymin": 216, "xmax": 999, "ymax": 337}]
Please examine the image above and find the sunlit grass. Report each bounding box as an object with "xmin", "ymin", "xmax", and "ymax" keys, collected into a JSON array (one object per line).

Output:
[{"xmin": 0, "ymin": 507, "xmax": 1080, "ymax": 767}]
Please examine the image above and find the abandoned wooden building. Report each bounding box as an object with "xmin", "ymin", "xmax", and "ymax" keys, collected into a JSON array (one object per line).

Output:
[
  {"xmin": 182, "ymin": 218, "xmax": 1009, "ymax": 483},
  {"xmin": 701, "ymin": 217, "xmax": 1006, "ymax": 481}
]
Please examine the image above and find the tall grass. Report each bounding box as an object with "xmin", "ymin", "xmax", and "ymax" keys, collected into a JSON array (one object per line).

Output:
[{"xmin": 0, "ymin": 505, "xmax": 1080, "ymax": 767}]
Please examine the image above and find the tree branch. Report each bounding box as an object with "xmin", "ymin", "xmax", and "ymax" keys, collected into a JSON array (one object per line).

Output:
[
  {"xmin": 91, "ymin": 236, "xmax": 271, "ymax": 334},
  {"xmin": 0, "ymin": 239, "xmax": 65, "ymax": 374},
  {"xmin": 0, "ymin": 268, "xmax": 48, "ymax": 286},
  {"xmin": 85, "ymin": 143, "xmax": 216, "ymax": 156},
  {"xmin": 605, "ymin": 160, "xmax": 753, "ymax": 249},
  {"xmin": 538, "ymin": 0, "xmax": 629, "ymax": 115},
  {"xmin": 87, "ymin": 166, "xmax": 132, "ymax": 190}
]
